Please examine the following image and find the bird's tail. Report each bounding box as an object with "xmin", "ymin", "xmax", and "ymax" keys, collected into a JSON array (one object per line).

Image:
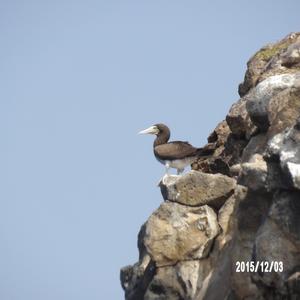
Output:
[{"xmin": 196, "ymin": 143, "xmax": 215, "ymax": 157}]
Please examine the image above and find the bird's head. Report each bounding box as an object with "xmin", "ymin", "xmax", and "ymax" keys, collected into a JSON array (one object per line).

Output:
[{"xmin": 138, "ymin": 123, "xmax": 169, "ymax": 136}]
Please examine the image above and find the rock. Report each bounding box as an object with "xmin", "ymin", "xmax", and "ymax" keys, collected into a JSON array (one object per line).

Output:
[
  {"xmin": 223, "ymin": 133, "xmax": 249, "ymax": 166},
  {"xmin": 144, "ymin": 261, "xmax": 203, "ymax": 300},
  {"xmin": 241, "ymin": 133, "xmax": 268, "ymax": 163},
  {"xmin": 285, "ymin": 161, "xmax": 300, "ymax": 189},
  {"xmin": 121, "ymin": 33, "xmax": 300, "ymax": 300},
  {"xmin": 238, "ymin": 154, "xmax": 268, "ymax": 191},
  {"xmin": 281, "ymin": 39, "xmax": 300, "ymax": 68},
  {"xmin": 204, "ymin": 158, "xmax": 231, "ymax": 175},
  {"xmin": 238, "ymin": 46, "xmax": 271, "ymax": 97},
  {"xmin": 226, "ymin": 97, "xmax": 255, "ymax": 138},
  {"xmin": 197, "ymin": 243, "xmax": 234, "ymax": 300},
  {"xmin": 229, "ymin": 188, "xmax": 273, "ymax": 299},
  {"xmin": 143, "ymin": 201, "xmax": 220, "ymax": 266},
  {"xmin": 238, "ymin": 32, "xmax": 300, "ymax": 97},
  {"xmin": 198, "ymin": 185, "xmax": 264, "ymax": 300},
  {"xmin": 120, "ymin": 260, "xmax": 156, "ymax": 300},
  {"xmin": 229, "ymin": 163, "xmax": 241, "ymax": 177},
  {"xmin": 267, "ymin": 83, "xmax": 300, "ymax": 137},
  {"xmin": 263, "ymin": 33, "xmax": 300, "ymax": 78},
  {"xmin": 267, "ymin": 123, "xmax": 300, "ymax": 190},
  {"xmin": 159, "ymin": 171, "xmax": 236, "ymax": 209},
  {"xmin": 252, "ymin": 190, "xmax": 300, "ymax": 298},
  {"xmin": 193, "ymin": 120, "xmax": 232, "ymax": 175},
  {"xmin": 215, "ymin": 193, "xmax": 237, "ymax": 250},
  {"xmin": 193, "ymin": 120, "xmax": 249, "ymax": 175},
  {"xmin": 286, "ymin": 272, "xmax": 300, "ymax": 297},
  {"xmin": 207, "ymin": 120, "xmax": 230, "ymax": 146},
  {"xmin": 245, "ymin": 73, "xmax": 300, "ymax": 131}
]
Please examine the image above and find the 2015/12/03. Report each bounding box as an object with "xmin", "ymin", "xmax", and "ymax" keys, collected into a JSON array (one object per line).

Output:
[{"xmin": 235, "ymin": 261, "xmax": 283, "ymax": 273}]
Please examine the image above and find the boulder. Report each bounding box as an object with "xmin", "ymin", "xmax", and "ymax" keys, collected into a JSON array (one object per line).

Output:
[
  {"xmin": 143, "ymin": 201, "xmax": 220, "ymax": 266},
  {"xmin": 159, "ymin": 171, "xmax": 236, "ymax": 209},
  {"xmin": 246, "ymin": 73, "xmax": 300, "ymax": 131}
]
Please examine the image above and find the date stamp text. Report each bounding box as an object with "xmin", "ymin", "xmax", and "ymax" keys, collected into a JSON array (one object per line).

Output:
[{"xmin": 235, "ymin": 261, "xmax": 283, "ymax": 273}]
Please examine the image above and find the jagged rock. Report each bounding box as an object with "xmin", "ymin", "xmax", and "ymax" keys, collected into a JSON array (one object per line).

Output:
[
  {"xmin": 267, "ymin": 85, "xmax": 300, "ymax": 137},
  {"xmin": 144, "ymin": 261, "xmax": 203, "ymax": 300},
  {"xmin": 207, "ymin": 120, "xmax": 230, "ymax": 146},
  {"xmin": 159, "ymin": 171, "xmax": 236, "ymax": 209},
  {"xmin": 194, "ymin": 120, "xmax": 249, "ymax": 175},
  {"xmin": 260, "ymin": 33, "xmax": 300, "ymax": 82},
  {"xmin": 238, "ymin": 32, "xmax": 300, "ymax": 97},
  {"xmin": 143, "ymin": 201, "xmax": 219, "ymax": 266},
  {"xmin": 281, "ymin": 39, "xmax": 300, "ymax": 68},
  {"xmin": 238, "ymin": 45, "xmax": 271, "ymax": 97},
  {"xmin": 120, "ymin": 260, "xmax": 156, "ymax": 300},
  {"xmin": 226, "ymin": 97, "xmax": 255, "ymax": 138},
  {"xmin": 246, "ymin": 73, "xmax": 300, "ymax": 132},
  {"xmin": 121, "ymin": 33, "xmax": 300, "ymax": 300},
  {"xmin": 193, "ymin": 120, "xmax": 232, "ymax": 175},
  {"xmin": 267, "ymin": 123, "xmax": 300, "ymax": 190}
]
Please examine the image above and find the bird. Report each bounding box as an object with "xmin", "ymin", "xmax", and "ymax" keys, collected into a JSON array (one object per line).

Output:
[{"xmin": 139, "ymin": 123, "xmax": 214, "ymax": 175}]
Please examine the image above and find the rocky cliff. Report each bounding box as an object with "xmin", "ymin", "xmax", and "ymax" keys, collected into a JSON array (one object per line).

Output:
[{"xmin": 120, "ymin": 33, "xmax": 300, "ymax": 300}]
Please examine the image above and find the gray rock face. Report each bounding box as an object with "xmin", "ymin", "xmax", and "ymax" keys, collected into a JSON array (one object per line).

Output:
[
  {"xmin": 246, "ymin": 73, "xmax": 300, "ymax": 132},
  {"xmin": 267, "ymin": 124, "xmax": 300, "ymax": 190},
  {"xmin": 159, "ymin": 171, "xmax": 236, "ymax": 209},
  {"xmin": 144, "ymin": 261, "xmax": 203, "ymax": 300},
  {"xmin": 121, "ymin": 33, "xmax": 300, "ymax": 300},
  {"xmin": 252, "ymin": 191, "xmax": 300, "ymax": 298},
  {"xmin": 238, "ymin": 154, "xmax": 268, "ymax": 191}
]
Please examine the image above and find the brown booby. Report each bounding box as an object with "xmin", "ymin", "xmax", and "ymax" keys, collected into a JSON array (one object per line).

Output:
[{"xmin": 139, "ymin": 123, "xmax": 213, "ymax": 175}]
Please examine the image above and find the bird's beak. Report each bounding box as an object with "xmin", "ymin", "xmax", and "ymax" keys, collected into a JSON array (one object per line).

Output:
[{"xmin": 138, "ymin": 126, "xmax": 159, "ymax": 135}]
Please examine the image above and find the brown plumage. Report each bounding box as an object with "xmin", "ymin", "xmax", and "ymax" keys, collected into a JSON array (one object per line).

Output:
[{"xmin": 139, "ymin": 123, "xmax": 213, "ymax": 174}]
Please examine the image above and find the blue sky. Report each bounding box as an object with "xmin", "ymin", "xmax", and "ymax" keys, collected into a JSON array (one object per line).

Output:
[{"xmin": 1, "ymin": 1, "xmax": 299, "ymax": 299}]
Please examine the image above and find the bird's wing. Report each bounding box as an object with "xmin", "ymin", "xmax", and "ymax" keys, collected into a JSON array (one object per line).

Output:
[{"xmin": 154, "ymin": 141, "xmax": 198, "ymax": 160}]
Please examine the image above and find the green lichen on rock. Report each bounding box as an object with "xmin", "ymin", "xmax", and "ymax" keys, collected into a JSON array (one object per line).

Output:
[{"xmin": 254, "ymin": 40, "xmax": 291, "ymax": 62}]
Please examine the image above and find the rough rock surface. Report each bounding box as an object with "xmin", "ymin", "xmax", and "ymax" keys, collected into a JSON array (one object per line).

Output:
[
  {"xmin": 144, "ymin": 201, "xmax": 220, "ymax": 267},
  {"xmin": 159, "ymin": 171, "xmax": 236, "ymax": 208},
  {"xmin": 120, "ymin": 33, "xmax": 300, "ymax": 299}
]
